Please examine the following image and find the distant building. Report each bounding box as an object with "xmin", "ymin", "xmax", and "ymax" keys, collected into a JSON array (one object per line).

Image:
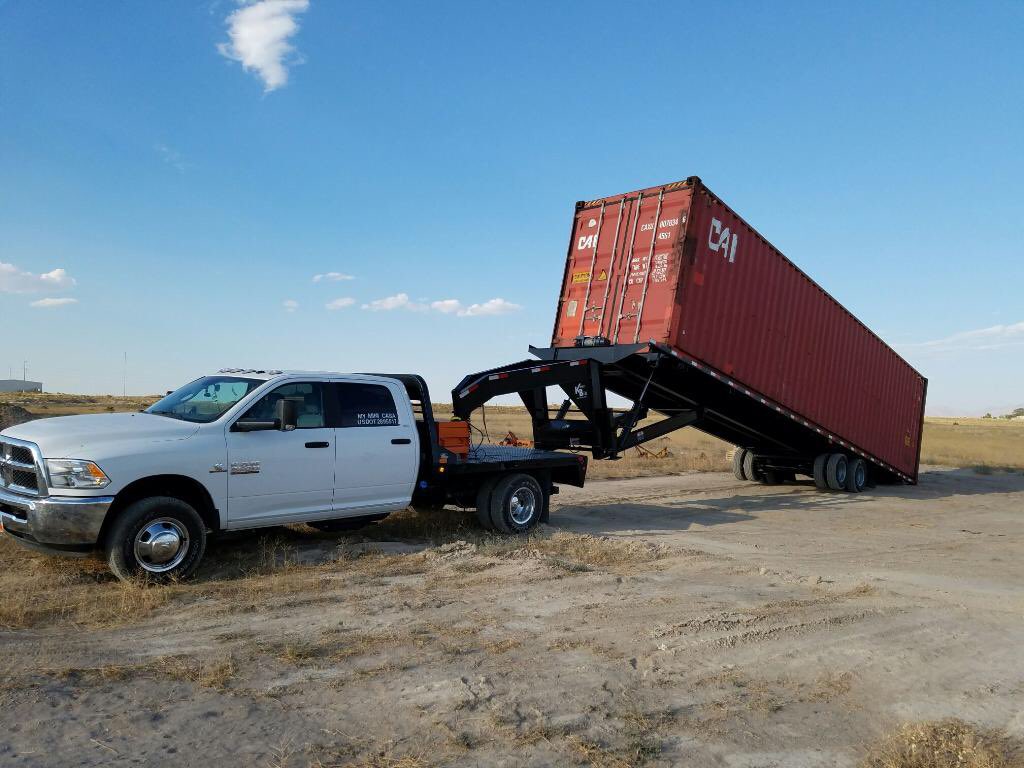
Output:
[{"xmin": 0, "ymin": 380, "xmax": 42, "ymax": 393}]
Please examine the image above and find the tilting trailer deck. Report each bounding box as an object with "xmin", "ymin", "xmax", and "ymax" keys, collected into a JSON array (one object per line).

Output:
[{"xmin": 453, "ymin": 177, "xmax": 927, "ymax": 493}]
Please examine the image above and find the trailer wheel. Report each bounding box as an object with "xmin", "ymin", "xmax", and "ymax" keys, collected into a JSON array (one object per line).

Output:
[
  {"xmin": 489, "ymin": 473, "xmax": 545, "ymax": 534},
  {"xmin": 826, "ymin": 453, "xmax": 849, "ymax": 491},
  {"xmin": 761, "ymin": 469, "xmax": 782, "ymax": 485},
  {"xmin": 474, "ymin": 476, "xmax": 499, "ymax": 531},
  {"xmin": 813, "ymin": 454, "xmax": 829, "ymax": 490},
  {"xmin": 742, "ymin": 451, "xmax": 762, "ymax": 483},
  {"xmin": 845, "ymin": 458, "xmax": 867, "ymax": 493},
  {"xmin": 732, "ymin": 449, "xmax": 748, "ymax": 481}
]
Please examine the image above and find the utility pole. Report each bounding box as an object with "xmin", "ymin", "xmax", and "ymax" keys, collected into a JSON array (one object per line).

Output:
[{"xmin": 23, "ymin": 361, "xmax": 27, "ymax": 382}]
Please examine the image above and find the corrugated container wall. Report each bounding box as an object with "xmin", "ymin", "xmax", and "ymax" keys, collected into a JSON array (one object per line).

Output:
[{"xmin": 552, "ymin": 177, "xmax": 926, "ymax": 480}]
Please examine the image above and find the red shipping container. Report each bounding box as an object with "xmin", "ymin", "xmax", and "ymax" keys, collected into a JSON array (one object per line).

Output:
[{"xmin": 552, "ymin": 177, "xmax": 926, "ymax": 481}]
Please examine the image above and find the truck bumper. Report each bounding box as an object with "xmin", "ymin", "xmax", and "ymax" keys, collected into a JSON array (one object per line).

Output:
[{"xmin": 0, "ymin": 486, "xmax": 113, "ymax": 555}]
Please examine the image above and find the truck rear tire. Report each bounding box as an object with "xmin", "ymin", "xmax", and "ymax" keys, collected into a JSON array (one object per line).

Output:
[
  {"xmin": 474, "ymin": 476, "xmax": 500, "ymax": 531},
  {"xmin": 813, "ymin": 454, "xmax": 829, "ymax": 490},
  {"xmin": 826, "ymin": 453, "xmax": 849, "ymax": 491},
  {"xmin": 732, "ymin": 449, "xmax": 748, "ymax": 481},
  {"xmin": 105, "ymin": 496, "xmax": 207, "ymax": 583},
  {"xmin": 488, "ymin": 473, "xmax": 545, "ymax": 534},
  {"xmin": 845, "ymin": 458, "xmax": 867, "ymax": 493}
]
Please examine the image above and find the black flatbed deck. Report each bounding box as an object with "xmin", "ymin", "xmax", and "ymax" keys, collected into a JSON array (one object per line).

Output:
[{"xmin": 449, "ymin": 444, "xmax": 586, "ymax": 475}]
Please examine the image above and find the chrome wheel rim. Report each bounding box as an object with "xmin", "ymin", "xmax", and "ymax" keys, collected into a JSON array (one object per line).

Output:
[
  {"xmin": 509, "ymin": 487, "xmax": 537, "ymax": 525},
  {"xmin": 134, "ymin": 518, "xmax": 189, "ymax": 573}
]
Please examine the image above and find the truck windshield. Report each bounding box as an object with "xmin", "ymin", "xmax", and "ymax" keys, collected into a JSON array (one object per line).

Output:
[{"xmin": 146, "ymin": 376, "xmax": 263, "ymax": 423}]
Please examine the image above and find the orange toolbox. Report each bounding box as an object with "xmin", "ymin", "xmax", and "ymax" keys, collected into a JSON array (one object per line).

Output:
[{"xmin": 437, "ymin": 420, "xmax": 471, "ymax": 456}]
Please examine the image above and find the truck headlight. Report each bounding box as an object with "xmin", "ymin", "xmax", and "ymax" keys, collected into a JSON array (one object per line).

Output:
[{"xmin": 45, "ymin": 459, "xmax": 111, "ymax": 489}]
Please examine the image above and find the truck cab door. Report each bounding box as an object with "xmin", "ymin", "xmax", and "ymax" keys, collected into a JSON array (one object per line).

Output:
[
  {"xmin": 330, "ymin": 379, "xmax": 418, "ymax": 515},
  {"xmin": 225, "ymin": 381, "xmax": 335, "ymax": 526}
]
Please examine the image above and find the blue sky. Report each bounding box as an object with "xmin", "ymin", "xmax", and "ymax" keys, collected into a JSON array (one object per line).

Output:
[{"xmin": 1, "ymin": 1, "xmax": 1021, "ymax": 414}]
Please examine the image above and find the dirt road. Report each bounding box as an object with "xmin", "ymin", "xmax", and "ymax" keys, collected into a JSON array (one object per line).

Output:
[{"xmin": 2, "ymin": 467, "xmax": 1022, "ymax": 766}]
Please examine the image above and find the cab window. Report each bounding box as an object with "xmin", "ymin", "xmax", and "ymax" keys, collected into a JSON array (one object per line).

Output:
[
  {"xmin": 241, "ymin": 382, "xmax": 326, "ymax": 429},
  {"xmin": 146, "ymin": 376, "xmax": 261, "ymax": 423},
  {"xmin": 334, "ymin": 383, "xmax": 400, "ymax": 428}
]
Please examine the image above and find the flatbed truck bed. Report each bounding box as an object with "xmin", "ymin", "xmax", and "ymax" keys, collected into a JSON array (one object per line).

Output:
[{"xmin": 372, "ymin": 374, "xmax": 587, "ymax": 525}]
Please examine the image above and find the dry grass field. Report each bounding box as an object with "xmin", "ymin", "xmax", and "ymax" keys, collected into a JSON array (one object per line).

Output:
[{"xmin": 921, "ymin": 417, "xmax": 1024, "ymax": 472}]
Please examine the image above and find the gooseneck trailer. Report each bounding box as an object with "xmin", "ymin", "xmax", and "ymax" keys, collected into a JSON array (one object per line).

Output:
[{"xmin": 454, "ymin": 177, "xmax": 926, "ymax": 492}]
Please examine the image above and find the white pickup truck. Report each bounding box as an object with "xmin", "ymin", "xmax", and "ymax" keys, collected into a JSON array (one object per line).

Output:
[{"xmin": 0, "ymin": 370, "xmax": 586, "ymax": 581}]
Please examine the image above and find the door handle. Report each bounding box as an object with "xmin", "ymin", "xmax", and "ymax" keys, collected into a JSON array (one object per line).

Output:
[
  {"xmin": 305, "ymin": 441, "xmax": 330, "ymax": 448},
  {"xmin": 391, "ymin": 438, "xmax": 411, "ymax": 445}
]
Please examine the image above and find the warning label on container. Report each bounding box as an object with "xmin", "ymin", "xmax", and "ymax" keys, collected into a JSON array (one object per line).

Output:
[
  {"xmin": 572, "ymin": 271, "xmax": 591, "ymax": 283},
  {"xmin": 652, "ymin": 253, "xmax": 669, "ymax": 283},
  {"xmin": 597, "ymin": 269, "xmax": 607, "ymax": 281}
]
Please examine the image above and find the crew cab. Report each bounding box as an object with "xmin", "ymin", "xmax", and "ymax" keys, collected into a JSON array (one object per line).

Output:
[{"xmin": 0, "ymin": 370, "xmax": 586, "ymax": 581}]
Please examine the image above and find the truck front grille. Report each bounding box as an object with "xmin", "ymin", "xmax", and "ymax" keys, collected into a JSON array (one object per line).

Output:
[{"xmin": 0, "ymin": 439, "xmax": 43, "ymax": 496}]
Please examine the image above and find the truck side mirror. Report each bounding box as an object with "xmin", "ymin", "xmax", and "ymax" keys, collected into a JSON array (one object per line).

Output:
[
  {"xmin": 233, "ymin": 418, "xmax": 277, "ymax": 432},
  {"xmin": 276, "ymin": 398, "xmax": 297, "ymax": 431}
]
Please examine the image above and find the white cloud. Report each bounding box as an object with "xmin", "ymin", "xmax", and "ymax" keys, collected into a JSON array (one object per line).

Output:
[
  {"xmin": 30, "ymin": 297, "xmax": 78, "ymax": 308},
  {"xmin": 325, "ymin": 297, "xmax": 355, "ymax": 310},
  {"xmin": 0, "ymin": 263, "xmax": 76, "ymax": 294},
  {"xmin": 365, "ymin": 293, "xmax": 522, "ymax": 316},
  {"xmin": 217, "ymin": 0, "xmax": 310, "ymax": 92},
  {"xmin": 313, "ymin": 272, "xmax": 354, "ymax": 283},
  {"xmin": 283, "ymin": 299, "xmax": 299, "ymax": 312},
  {"xmin": 459, "ymin": 298, "xmax": 522, "ymax": 317},
  {"xmin": 430, "ymin": 299, "xmax": 463, "ymax": 314},
  {"xmin": 899, "ymin": 321, "xmax": 1024, "ymax": 355},
  {"xmin": 362, "ymin": 293, "xmax": 428, "ymax": 312}
]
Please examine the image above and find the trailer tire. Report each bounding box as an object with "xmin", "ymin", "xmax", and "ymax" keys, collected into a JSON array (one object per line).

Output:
[
  {"xmin": 489, "ymin": 473, "xmax": 545, "ymax": 534},
  {"xmin": 813, "ymin": 454, "xmax": 829, "ymax": 490},
  {"xmin": 742, "ymin": 451, "xmax": 762, "ymax": 483},
  {"xmin": 105, "ymin": 496, "xmax": 206, "ymax": 583},
  {"xmin": 732, "ymin": 449, "xmax": 748, "ymax": 481},
  {"xmin": 761, "ymin": 469, "xmax": 782, "ymax": 485},
  {"xmin": 826, "ymin": 453, "xmax": 849, "ymax": 491},
  {"xmin": 474, "ymin": 476, "xmax": 500, "ymax": 531},
  {"xmin": 845, "ymin": 458, "xmax": 867, "ymax": 493}
]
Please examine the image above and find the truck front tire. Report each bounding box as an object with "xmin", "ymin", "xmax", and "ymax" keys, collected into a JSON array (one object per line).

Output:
[
  {"xmin": 105, "ymin": 496, "xmax": 207, "ymax": 583},
  {"xmin": 488, "ymin": 473, "xmax": 545, "ymax": 534}
]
